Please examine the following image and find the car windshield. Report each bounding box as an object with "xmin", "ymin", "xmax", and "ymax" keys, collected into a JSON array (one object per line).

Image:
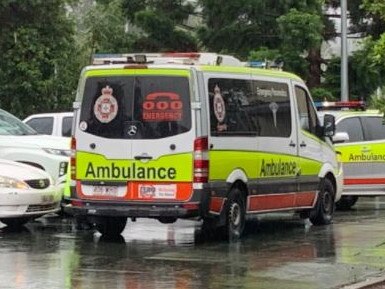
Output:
[{"xmin": 0, "ymin": 109, "xmax": 38, "ymax": 136}]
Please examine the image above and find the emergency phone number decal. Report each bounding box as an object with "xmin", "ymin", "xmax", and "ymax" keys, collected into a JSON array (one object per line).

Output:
[{"xmin": 142, "ymin": 92, "xmax": 183, "ymax": 122}]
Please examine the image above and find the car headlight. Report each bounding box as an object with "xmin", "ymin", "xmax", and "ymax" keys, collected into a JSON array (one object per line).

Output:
[
  {"xmin": 43, "ymin": 148, "xmax": 71, "ymax": 157},
  {"xmin": 0, "ymin": 176, "xmax": 29, "ymax": 189}
]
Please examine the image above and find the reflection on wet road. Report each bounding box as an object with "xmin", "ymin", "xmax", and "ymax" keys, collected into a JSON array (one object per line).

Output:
[{"xmin": 1, "ymin": 197, "xmax": 385, "ymax": 289}]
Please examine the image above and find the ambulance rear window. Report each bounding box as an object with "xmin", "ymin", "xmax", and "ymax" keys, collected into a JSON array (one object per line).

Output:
[{"xmin": 79, "ymin": 76, "xmax": 191, "ymax": 139}]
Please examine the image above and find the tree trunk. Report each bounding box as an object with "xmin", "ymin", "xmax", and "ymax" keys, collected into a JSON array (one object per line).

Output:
[{"xmin": 307, "ymin": 48, "xmax": 322, "ymax": 89}]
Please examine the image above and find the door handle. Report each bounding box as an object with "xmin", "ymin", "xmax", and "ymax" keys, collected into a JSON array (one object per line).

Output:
[
  {"xmin": 134, "ymin": 155, "xmax": 153, "ymax": 160},
  {"xmin": 289, "ymin": 141, "xmax": 296, "ymax": 147},
  {"xmin": 300, "ymin": 142, "xmax": 307, "ymax": 148}
]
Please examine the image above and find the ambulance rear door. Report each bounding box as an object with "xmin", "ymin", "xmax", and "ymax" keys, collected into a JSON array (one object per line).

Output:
[{"xmin": 74, "ymin": 68, "xmax": 195, "ymax": 202}]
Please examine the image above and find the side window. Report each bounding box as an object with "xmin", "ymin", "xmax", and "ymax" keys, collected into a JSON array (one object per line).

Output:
[
  {"xmin": 25, "ymin": 117, "xmax": 54, "ymax": 135},
  {"xmin": 361, "ymin": 116, "xmax": 385, "ymax": 141},
  {"xmin": 336, "ymin": 117, "xmax": 364, "ymax": 142},
  {"xmin": 295, "ymin": 86, "xmax": 318, "ymax": 136},
  {"xmin": 62, "ymin": 116, "xmax": 73, "ymax": 137},
  {"xmin": 251, "ymin": 80, "xmax": 291, "ymax": 137},
  {"xmin": 208, "ymin": 78, "xmax": 257, "ymax": 136}
]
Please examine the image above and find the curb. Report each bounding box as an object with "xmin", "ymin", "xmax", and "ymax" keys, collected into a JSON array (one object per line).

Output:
[{"xmin": 340, "ymin": 276, "xmax": 385, "ymax": 289}]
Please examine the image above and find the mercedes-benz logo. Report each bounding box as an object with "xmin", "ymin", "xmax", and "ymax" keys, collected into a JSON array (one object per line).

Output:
[
  {"xmin": 127, "ymin": 125, "xmax": 138, "ymax": 136},
  {"xmin": 39, "ymin": 179, "xmax": 46, "ymax": 188}
]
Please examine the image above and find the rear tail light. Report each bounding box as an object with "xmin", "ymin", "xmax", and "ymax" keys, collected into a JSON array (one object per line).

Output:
[
  {"xmin": 193, "ymin": 137, "xmax": 209, "ymax": 183},
  {"xmin": 70, "ymin": 137, "xmax": 76, "ymax": 180}
]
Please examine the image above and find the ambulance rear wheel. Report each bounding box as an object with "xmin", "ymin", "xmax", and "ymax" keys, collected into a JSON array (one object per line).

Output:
[
  {"xmin": 309, "ymin": 178, "xmax": 335, "ymax": 226},
  {"xmin": 336, "ymin": 196, "xmax": 359, "ymax": 210},
  {"xmin": 223, "ymin": 188, "xmax": 246, "ymax": 241},
  {"xmin": 95, "ymin": 216, "xmax": 127, "ymax": 236}
]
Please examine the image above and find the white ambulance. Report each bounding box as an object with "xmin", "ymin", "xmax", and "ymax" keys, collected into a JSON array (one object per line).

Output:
[{"xmin": 64, "ymin": 52, "xmax": 343, "ymax": 240}]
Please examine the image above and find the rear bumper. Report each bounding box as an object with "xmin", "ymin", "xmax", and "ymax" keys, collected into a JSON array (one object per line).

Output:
[{"xmin": 63, "ymin": 200, "xmax": 202, "ymax": 219}]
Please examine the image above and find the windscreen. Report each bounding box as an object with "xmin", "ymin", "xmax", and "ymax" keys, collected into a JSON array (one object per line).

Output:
[
  {"xmin": 79, "ymin": 76, "xmax": 191, "ymax": 139},
  {"xmin": 0, "ymin": 109, "xmax": 38, "ymax": 136}
]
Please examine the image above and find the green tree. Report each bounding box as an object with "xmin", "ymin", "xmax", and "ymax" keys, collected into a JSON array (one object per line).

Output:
[
  {"xmin": 79, "ymin": 0, "xmax": 133, "ymax": 58},
  {"xmin": 198, "ymin": 0, "xmax": 282, "ymax": 58},
  {"xmin": 121, "ymin": 0, "xmax": 197, "ymax": 52},
  {"xmin": 277, "ymin": 8, "xmax": 325, "ymax": 87},
  {"xmin": 198, "ymin": 0, "xmax": 334, "ymax": 89},
  {"xmin": 0, "ymin": 0, "xmax": 80, "ymax": 118},
  {"xmin": 322, "ymin": 37, "xmax": 385, "ymax": 102}
]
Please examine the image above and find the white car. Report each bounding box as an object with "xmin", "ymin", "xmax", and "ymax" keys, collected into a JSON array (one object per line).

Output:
[
  {"xmin": 23, "ymin": 112, "xmax": 73, "ymax": 137},
  {"xmin": 0, "ymin": 159, "xmax": 62, "ymax": 227},
  {"xmin": 0, "ymin": 109, "xmax": 70, "ymax": 192}
]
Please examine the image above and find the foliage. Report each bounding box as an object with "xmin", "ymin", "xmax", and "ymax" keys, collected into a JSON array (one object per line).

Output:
[
  {"xmin": 277, "ymin": 7, "xmax": 325, "ymax": 86},
  {"xmin": 121, "ymin": 0, "xmax": 197, "ymax": 52},
  {"xmin": 310, "ymin": 87, "xmax": 336, "ymax": 102},
  {"xmin": 198, "ymin": 0, "xmax": 331, "ymax": 88},
  {"xmin": 277, "ymin": 8, "xmax": 324, "ymax": 52},
  {"xmin": 81, "ymin": 0, "xmax": 133, "ymax": 56},
  {"xmin": 321, "ymin": 37, "xmax": 385, "ymax": 102},
  {"xmin": 362, "ymin": 0, "xmax": 385, "ymax": 21},
  {"xmin": 370, "ymin": 95, "xmax": 385, "ymax": 115},
  {"xmin": 2, "ymin": 0, "xmax": 385, "ymax": 118},
  {"xmin": 198, "ymin": 0, "xmax": 281, "ymax": 58},
  {"xmin": 0, "ymin": 0, "xmax": 80, "ymax": 118},
  {"xmin": 248, "ymin": 47, "xmax": 281, "ymax": 62}
]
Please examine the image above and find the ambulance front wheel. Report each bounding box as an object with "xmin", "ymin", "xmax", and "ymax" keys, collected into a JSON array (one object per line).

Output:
[
  {"xmin": 94, "ymin": 216, "xmax": 128, "ymax": 236},
  {"xmin": 309, "ymin": 178, "xmax": 335, "ymax": 226},
  {"xmin": 223, "ymin": 188, "xmax": 246, "ymax": 241}
]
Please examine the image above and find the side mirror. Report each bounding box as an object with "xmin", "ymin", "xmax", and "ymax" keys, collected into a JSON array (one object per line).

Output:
[
  {"xmin": 323, "ymin": 114, "xmax": 335, "ymax": 137},
  {"xmin": 332, "ymin": 132, "xmax": 349, "ymax": 144}
]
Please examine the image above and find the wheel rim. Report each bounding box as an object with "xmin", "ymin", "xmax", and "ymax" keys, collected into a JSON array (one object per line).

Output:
[
  {"xmin": 230, "ymin": 202, "xmax": 241, "ymax": 227},
  {"xmin": 323, "ymin": 190, "xmax": 332, "ymax": 214}
]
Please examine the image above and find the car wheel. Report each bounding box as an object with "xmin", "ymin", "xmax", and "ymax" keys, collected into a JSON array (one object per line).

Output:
[
  {"xmin": 223, "ymin": 188, "xmax": 246, "ymax": 241},
  {"xmin": 309, "ymin": 178, "xmax": 335, "ymax": 226},
  {"xmin": 95, "ymin": 217, "xmax": 127, "ymax": 236},
  {"xmin": 0, "ymin": 217, "xmax": 30, "ymax": 228},
  {"xmin": 336, "ymin": 196, "xmax": 359, "ymax": 210}
]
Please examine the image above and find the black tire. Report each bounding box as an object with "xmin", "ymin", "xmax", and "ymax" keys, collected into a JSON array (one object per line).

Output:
[
  {"xmin": 95, "ymin": 217, "xmax": 127, "ymax": 236},
  {"xmin": 74, "ymin": 215, "xmax": 94, "ymax": 230},
  {"xmin": 223, "ymin": 188, "xmax": 246, "ymax": 241},
  {"xmin": 158, "ymin": 217, "xmax": 177, "ymax": 224},
  {"xmin": 1, "ymin": 217, "xmax": 30, "ymax": 228},
  {"xmin": 309, "ymin": 178, "xmax": 335, "ymax": 226},
  {"xmin": 336, "ymin": 196, "xmax": 359, "ymax": 210}
]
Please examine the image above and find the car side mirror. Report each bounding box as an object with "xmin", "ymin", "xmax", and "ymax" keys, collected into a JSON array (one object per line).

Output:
[
  {"xmin": 323, "ymin": 114, "xmax": 335, "ymax": 137},
  {"xmin": 332, "ymin": 132, "xmax": 349, "ymax": 144}
]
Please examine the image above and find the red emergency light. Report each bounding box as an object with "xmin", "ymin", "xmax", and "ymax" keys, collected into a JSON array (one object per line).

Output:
[{"xmin": 315, "ymin": 100, "xmax": 366, "ymax": 111}]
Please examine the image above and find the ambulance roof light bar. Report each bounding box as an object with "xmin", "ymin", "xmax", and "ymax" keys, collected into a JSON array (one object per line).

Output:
[
  {"xmin": 314, "ymin": 100, "xmax": 366, "ymax": 111},
  {"xmin": 91, "ymin": 52, "xmax": 242, "ymax": 66}
]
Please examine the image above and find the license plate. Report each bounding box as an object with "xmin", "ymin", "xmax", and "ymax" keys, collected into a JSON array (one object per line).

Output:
[
  {"xmin": 41, "ymin": 195, "xmax": 54, "ymax": 203},
  {"xmin": 93, "ymin": 186, "xmax": 118, "ymax": 196}
]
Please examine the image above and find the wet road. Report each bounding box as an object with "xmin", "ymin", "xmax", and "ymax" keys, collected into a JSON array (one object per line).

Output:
[{"xmin": 1, "ymin": 198, "xmax": 385, "ymax": 289}]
